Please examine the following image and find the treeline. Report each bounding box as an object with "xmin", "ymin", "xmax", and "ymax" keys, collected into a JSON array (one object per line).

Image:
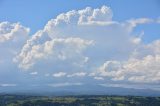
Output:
[{"xmin": 0, "ymin": 94, "xmax": 160, "ymax": 106}]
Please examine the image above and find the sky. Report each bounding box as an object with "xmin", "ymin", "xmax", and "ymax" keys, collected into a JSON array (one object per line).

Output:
[
  {"xmin": 0, "ymin": 0, "xmax": 160, "ymax": 92},
  {"xmin": 0, "ymin": 0, "xmax": 160, "ymax": 42}
]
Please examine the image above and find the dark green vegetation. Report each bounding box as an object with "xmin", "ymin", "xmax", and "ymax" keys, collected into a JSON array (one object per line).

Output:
[{"xmin": 0, "ymin": 94, "xmax": 160, "ymax": 106}]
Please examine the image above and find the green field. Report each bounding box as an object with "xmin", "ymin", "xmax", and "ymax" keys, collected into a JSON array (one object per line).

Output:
[{"xmin": 0, "ymin": 94, "xmax": 160, "ymax": 106}]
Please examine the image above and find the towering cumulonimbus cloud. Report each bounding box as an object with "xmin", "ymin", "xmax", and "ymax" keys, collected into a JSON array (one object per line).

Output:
[{"xmin": 15, "ymin": 6, "xmax": 142, "ymax": 72}]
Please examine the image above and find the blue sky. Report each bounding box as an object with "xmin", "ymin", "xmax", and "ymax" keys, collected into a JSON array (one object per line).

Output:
[
  {"xmin": 0, "ymin": 0, "xmax": 160, "ymax": 43},
  {"xmin": 0, "ymin": 0, "xmax": 160, "ymax": 92}
]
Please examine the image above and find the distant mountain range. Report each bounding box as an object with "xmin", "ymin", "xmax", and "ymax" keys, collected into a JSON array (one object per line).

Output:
[{"xmin": 0, "ymin": 84, "xmax": 160, "ymax": 97}]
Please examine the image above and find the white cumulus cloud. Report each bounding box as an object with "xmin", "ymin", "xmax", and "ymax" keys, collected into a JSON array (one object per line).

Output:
[
  {"xmin": 67, "ymin": 72, "xmax": 87, "ymax": 77},
  {"xmin": 52, "ymin": 72, "xmax": 66, "ymax": 77},
  {"xmin": 96, "ymin": 40, "xmax": 160, "ymax": 83}
]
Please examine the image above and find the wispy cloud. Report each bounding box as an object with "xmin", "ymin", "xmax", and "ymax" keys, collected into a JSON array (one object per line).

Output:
[
  {"xmin": 0, "ymin": 84, "xmax": 17, "ymax": 87},
  {"xmin": 48, "ymin": 82, "xmax": 83, "ymax": 87}
]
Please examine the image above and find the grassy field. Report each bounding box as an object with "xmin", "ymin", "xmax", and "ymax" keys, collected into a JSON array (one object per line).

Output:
[{"xmin": 0, "ymin": 94, "xmax": 160, "ymax": 106}]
